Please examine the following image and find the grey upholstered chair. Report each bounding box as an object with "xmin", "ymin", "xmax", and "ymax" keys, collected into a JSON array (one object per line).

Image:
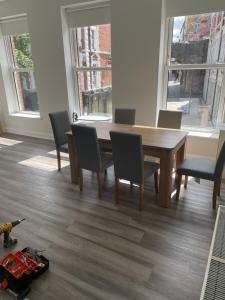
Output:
[
  {"xmin": 49, "ymin": 111, "xmax": 70, "ymax": 171},
  {"xmin": 155, "ymin": 109, "xmax": 182, "ymax": 168},
  {"xmin": 176, "ymin": 141, "xmax": 225, "ymax": 209},
  {"xmin": 114, "ymin": 109, "xmax": 136, "ymax": 125},
  {"xmin": 157, "ymin": 110, "xmax": 182, "ymax": 129},
  {"xmin": 110, "ymin": 131, "xmax": 159, "ymax": 211},
  {"xmin": 71, "ymin": 124, "xmax": 113, "ymax": 197}
]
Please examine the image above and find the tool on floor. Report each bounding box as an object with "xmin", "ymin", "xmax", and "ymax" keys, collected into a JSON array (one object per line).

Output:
[
  {"xmin": 0, "ymin": 219, "xmax": 25, "ymax": 248},
  {"xmin": 0, "ymin": 247, "xmax": 49, "ymax": 299}
]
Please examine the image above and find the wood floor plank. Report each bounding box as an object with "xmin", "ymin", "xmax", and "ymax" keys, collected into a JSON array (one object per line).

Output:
[{"xmin": 0, "ymin": 133, "xmax": 217, "ymax": 300}]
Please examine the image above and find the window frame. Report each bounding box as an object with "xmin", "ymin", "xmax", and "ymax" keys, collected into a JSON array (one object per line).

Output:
[
  {"xmin": 3, "ymin": 33, "xmax": 39, "ymax": 115},
  {"xmin": 70, "ymin": 25, "xmax": 112, "ymax": 117},
  {"xmin": 163, "ymin": 16, "xmax": 225, "ymax": 128}
]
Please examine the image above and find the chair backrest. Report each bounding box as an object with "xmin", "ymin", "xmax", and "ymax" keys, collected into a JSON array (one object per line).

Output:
[
  {"xmin": 157, "ymin": 110, "xmax": 182, "ymax": 129},
  {"xmin": 114, "ymin": 109, "xmax": 136, "ymax": 125},
  {"xmin": 49, "ymin": 111, "xmax": 71, "ymax": 149},
  {"xmin": 110, "ymin": 131, "xmax": 144, "ymax": 184},
  {"xmin": 214, "ymin": 141, "xmax": 225, "ymax": 179},
  {"xmin": 217, "ymin": 129, "xmax": 225, "ymax": 178},
  {"xmin": 71, "ymin": 124, "xmax": 101, "ymax": 172}
]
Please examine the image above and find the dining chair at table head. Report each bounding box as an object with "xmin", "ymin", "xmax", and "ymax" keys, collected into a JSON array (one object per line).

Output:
[
  {"xmin": 114, "ymin": 109, "xmax": 136, "ymax": 125},
  {"xmin": 71, "ymin": 124, "xmax": 113, "ymax": 197},
  {"xmin": 156, "ymin": 109, "xmax": 183, "ymax": 169},
  {"xmin": 49, "ymin": 110, "xmax": 70, "ymax": 171},
  {"xmin": 110, "ymin": 131, "xmax": 159, "ymax": 211},
  {"xmin": 157, "ymin": 110, "xmax": 182, "ymax": 129}
]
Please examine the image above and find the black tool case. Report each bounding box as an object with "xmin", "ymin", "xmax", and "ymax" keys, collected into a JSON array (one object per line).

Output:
[{"xmin": 0, "ymin": 247, "xmax": 49, "ymax": 299}]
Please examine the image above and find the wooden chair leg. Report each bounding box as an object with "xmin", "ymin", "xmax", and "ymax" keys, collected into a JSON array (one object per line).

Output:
[
  {"xmin": 115, "ymin": 178, "xmax": 120, "ymax": 205},
  {"xmin": 184, "ymin": 175, "xmax": 188, "ymax": 189},
  {"xmin": 175, "ymin": 173, "xmax": 178, "ymax": 184},
  {"xmin": 154, "ymin": 171, "xmax": 159, "ymax": 194},
  {"xmin": 130, "ymin": 182, "xmax": 133, "ymax": 190},
  {"xmin": 97, "ymin": 172, "xmax": 103, "ymax": 198},
  {"xmin": 218, "ymin": 179, "xmax": 221, "ymax": 197},
  {"xmin": 79, "ymin": 169, "xmax": 83, "ymax": 192},
  {"xmin": 213, "ymin": 181, "xmax": 220, "ymax": 209},
  {"xmin": 176, "ymin": 174, "xmax": 182, "ymax": 201},
  {"xmin": 139, "ymin": 184, "xmax": 144, "ymax": 211},
  {"xmin": 56, "ymin": 150, "xmax": 61, "ymax": 171}
]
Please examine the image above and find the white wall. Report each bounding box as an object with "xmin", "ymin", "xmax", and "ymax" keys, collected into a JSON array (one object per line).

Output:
[
  {"xmin": 0, "ymin": 0, "xmax": 166, "ymax": 136},
  {"xmin": 186, "ymin": 135, "xmax": 218, "ymax": 160},
  {"xmin": 112, "ymin": 0, "xmax": 165, "ymax": 126},
  {"xmin": 0, "ymin": 0, "xmax": 223, "ymax": 164},
  {"xmin": 0, "ymin": 0, "xmax": 89, "ymax": 139}
]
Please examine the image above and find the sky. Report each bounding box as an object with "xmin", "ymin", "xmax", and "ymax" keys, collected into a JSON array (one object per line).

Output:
[{"xmin": 173, "ymin": 16, "xmax": 185, "ymax": 42}]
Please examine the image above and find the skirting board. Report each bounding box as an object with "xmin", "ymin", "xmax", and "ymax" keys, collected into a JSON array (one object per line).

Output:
[{"xmin": 5, "ymin": 127, "xmax": 53, "ymax": 140}]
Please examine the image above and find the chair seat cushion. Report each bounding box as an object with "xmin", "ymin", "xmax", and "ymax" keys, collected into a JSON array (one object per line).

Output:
[
  {"xmin": 101, "ymin": 152, "xmax": 113, "ymax": 171},
  {"xmin": 144, "ymin": 161, "xmax": 160, "ymax": 180},
  {"xmin": 177, "ymin": 157, "xmax": 216, "ymax": 180},
  {"xmin": 60, "ymin": 143, "xmax": 69, "ymax": 153}
]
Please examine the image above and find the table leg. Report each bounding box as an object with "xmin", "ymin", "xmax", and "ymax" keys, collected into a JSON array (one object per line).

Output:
[
  {"xmin": 176, "ymin": 141, "xmax": 186, "ymax": 168},
  {"xmin": 67, "ymin": 134, "xmax": 79, "ymax": 184},
  {"xmin": 174, "ymin": 141, "xmax": 186, "ymax": 184},
  {"xmin": 159, "ymin": 150, "xmax": 173, "ymax": 208}
]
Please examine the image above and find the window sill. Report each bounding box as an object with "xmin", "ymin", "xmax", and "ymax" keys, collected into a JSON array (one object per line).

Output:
[
  {"xmin": 9, "ymin": 112, "xmax": 40, "ymax": 119},
  {"xmin": 182, "ymin": 126, "xmax": 219, "ymax": 139},
  {"xmin": 78, "ymin": 115, "xmax": 111, "ymax": 122}
]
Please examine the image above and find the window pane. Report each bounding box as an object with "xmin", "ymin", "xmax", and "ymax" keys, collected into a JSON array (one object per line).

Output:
[
  {"xmin": 11, "ymin": 34, "xmax": 33, "ymax": 69},
  {"xmin": 171, "ymin": 12, "xmax": 225, "ymax": 65},
  {"xmin": 76, "ymin": 24, "xmax": 111, "ymax": 68},
  {"xmin": 14, "ymin": 71, "xmax": 39, "ymax": 112},
  {"xmin": 167, "ymin": 69, "xmax": 225, "ymax": 127},
  {"xmin": 77, "ymin": 70, "xmax": 112, "ymax": 116}
]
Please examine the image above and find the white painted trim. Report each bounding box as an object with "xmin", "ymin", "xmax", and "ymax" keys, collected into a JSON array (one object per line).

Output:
[
  {"xmin": 13, "ymin": 67, "xmax": 33, "ymax": 72},
  {"xmin": 0, "ymin": 30, "xmax": 19, "ymax": 114},
  {"xmin": 66, "ymin": 2, "xmax": 110, "ymax": 13},
  {"xmin": 5, "ymin": 127, "xmax": 53, "ymax": 140},
  {"xmin": 168, "ymin": 63, "xmax": 225, "ymax": 70},
  {"xmin": 9, "ymin": 112, "xmax": 40, "ymax": 119},
  {"xmin": 0, "ymin": 14, "xmax": 27, "ymax": 22},
  {"xmin": 75, "ymin": 66, "xmax": 112, "ymax": 71},
  {"xmin": 62, "ymin": 0, "xmax": 110, "ymax": 11},
  {"xmin": 162, "ymin": 18, "xmax": 171, "ymax": 110}
]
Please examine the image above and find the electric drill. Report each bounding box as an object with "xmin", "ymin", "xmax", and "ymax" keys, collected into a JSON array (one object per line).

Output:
[{"xmin": 0, "ymin": 219, "xmax": 25, "ymax": 248}]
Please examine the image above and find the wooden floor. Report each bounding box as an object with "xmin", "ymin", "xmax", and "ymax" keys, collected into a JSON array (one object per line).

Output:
[{"xmin": 0, "ymin": 134, "xmax": 221, "ymax": 300}]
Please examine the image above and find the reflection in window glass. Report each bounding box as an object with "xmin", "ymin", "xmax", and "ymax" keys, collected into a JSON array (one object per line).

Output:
[
  {"xmin": 10, "ymin": 34, "xmax": 39, "ymax": 112},
  {"xmin": 76, "ymin": 25, "xmax": 111, "ymax": 68},
  {"xmin": 74, "ymin": 24, "xmax": 112, "ymax": 117},
  {"xmin": 167, "ymin": 11, "xmax": 225, "ymax": 129},
  {"xmin": 13, "ymin": 71, "xmax": 38, "ymax": 112},
  {"xmin": 77, "ymin": 71, "xmax": 112, "ymax": 116},
  {"xmin": 167, "ymin": 69, "xmax": 225, "ymax": 127},
  {"xmin": 171, "ymin": 12, "xmax": 225, "ymax": 65}
]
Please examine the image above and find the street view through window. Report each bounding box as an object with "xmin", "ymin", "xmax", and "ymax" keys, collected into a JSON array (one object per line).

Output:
[
  {"xmin": 73, "ymin": 24, "xmax": 112, "ymax": 117},
  {"xmin": 10, "ymin": 34, "xmax": 38, "ymax": 113},
  {"xmin": 167, "ymin": 12, "xmax": 225, "ymax": 128}
]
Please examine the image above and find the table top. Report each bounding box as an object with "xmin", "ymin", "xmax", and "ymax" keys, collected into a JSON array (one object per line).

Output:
[{"xmin": 67, "ymin": 122, "xmax": 188, "ymax": 150}]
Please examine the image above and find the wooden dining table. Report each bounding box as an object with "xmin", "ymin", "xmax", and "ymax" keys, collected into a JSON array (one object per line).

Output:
[{"xmin": 66, "ymin": 122, "xmax": 188, "ymax": 208}]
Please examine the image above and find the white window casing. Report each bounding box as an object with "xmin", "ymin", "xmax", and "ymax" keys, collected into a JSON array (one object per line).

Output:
[
  {"xmin": 0, "ymin": 15, "xmax": 39, "ymax": 115},
  {"xmin": 163, "ymin": 15, "xmax": 225, "ymax": 129},
  {"xmin": 64, "ymin": 0, "xmax": 112, "ymax": 117},
  {"xmin": 66, "ymin": 0, "xmax": 111, "ymax": 28},
  {"xmin": 0, "ymin": 16, "xmax": 28, "ymax": 36}
]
